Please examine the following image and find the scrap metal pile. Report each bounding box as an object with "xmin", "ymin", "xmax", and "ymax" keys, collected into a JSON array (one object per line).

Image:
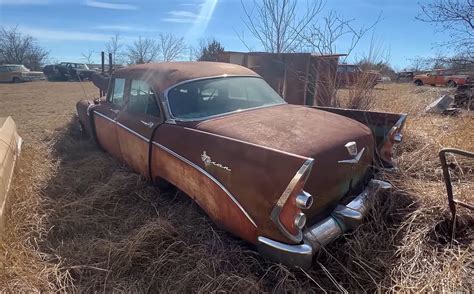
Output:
[{"xmin": 454, "ymin": 85, "xmax": 473, "ymax": 110}]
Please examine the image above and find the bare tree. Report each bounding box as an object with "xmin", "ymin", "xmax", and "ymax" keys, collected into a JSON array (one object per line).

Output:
[
  {"xmin": 295, "ymin": 12, "xmax": 381, "ymax": 107},
  {"xmin": 127, "ymin": 36, "xmax": 159, "ymax": 64},
  {"xmin": 81, "ymin": 49, "xmax": 95, "ymax": 65},
  {"xmin": 301, "ymin": 11, "xmax": 381, "ymax": 60},
  {"xmin": 105, "ymin": 33, "xmax": 125, "ymax": 64},
  {"xmin": 417, "ymin": 0, "xmax": 473, "ymax": 55},
  {"xmin": 157, "ymin": 33, "xmax": 186, "ymax": 62},
  {"xmin": 240, "ymin": 0, "xmax": 323, "ymax": 53},
  {"xmin": 0, "ymin": 26, "xmax": 48, "ymax": 70},
  {"xmin": 408, "ymin": 56, "xmax": 431, "ymax": 72}
]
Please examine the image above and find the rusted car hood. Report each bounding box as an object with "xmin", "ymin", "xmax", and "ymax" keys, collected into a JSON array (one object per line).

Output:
[{"xmin": 195, "ymin": 104, "xmax": 375, "ymax": 223}]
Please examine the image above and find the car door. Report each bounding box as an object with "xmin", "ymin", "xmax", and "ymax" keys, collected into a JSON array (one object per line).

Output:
[
  {"xmin": 0, "ymin": 67, "xmax": 8, "ymax": 82},
  {"xmin": 93, "ymin": 77, "xmax": 128, "ymax": 160},
  {"xmin": 116, "ymin": 79, "xmax": 163, "ymax": 178}
]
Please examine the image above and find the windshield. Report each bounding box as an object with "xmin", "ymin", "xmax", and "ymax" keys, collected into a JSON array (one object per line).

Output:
[
  {"xmin": 10, "ymin": 65, "xmax": 29, "ymax": 72},
  {"xmin": 76, "ymin": 64, "xmax": 89, "ymax": 69},
  {"xmin": 167, "ymin": 77, "xmax": 285, "ymax": 120}
]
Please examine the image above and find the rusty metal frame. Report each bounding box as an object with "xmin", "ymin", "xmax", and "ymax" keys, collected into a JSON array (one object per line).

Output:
[{"xmin": 438, "ymin": 148, "xmax": 474, "ymax": 240}]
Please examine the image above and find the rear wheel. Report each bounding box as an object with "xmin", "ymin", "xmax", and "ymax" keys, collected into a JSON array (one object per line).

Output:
[
  {"xmin": 414, "ymin": 80, "xmax": 423, "ymax": 86},
  {"xmin": 447, "ymin": 80, "xmax": 457, "ymax": 87},
  {"xmin": 12, "ymin": 77, "xmax": 21, "ymax": 83}
]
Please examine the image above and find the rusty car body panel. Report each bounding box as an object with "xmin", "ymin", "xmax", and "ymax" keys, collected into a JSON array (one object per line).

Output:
[{"xmin": 76, "ymin": 61, "xmax": 406, "ymax": 268}]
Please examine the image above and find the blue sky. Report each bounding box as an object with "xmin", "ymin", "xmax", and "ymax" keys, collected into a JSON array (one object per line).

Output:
[{"xmin": 0, "ymin": 0, "xmax": 453, "ymax": 69}]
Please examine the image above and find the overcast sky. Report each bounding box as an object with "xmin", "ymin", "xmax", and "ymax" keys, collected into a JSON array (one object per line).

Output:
[{"xmin": 0, "ymin": 0, "xmax": 454, "ymax": 69}]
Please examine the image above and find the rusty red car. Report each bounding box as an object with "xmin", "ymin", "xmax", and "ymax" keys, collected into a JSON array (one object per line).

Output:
[{"xmin": 76, "ymin": 62, "xmax": 406, "ymax": 268}]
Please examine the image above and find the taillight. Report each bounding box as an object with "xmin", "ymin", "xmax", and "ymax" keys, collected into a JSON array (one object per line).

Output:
[
  {"xmin": 380, "ymin": 127, "xmax": 403, "ymax": 167},
  {"xmin": 271, "ymin": 159, "xmax": 314, "ymax": 242}
]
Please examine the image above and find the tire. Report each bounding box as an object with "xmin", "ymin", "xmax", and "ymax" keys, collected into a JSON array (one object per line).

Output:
[
  {"xmin": 447, "ymin": 80, "xmax": 457, "ymax": 87},
  {"xmin": 12, "ymin": 77, "xmax": 21, "ymax": 83},
  {"xmin": 414, "ymin": 80, "xmax": 423, "ymax": 86}
]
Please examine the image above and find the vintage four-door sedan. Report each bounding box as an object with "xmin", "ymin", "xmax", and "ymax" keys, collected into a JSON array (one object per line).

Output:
[{"xmin": 76, "ymin": 62, "xmax": 406, "ymax": 268}]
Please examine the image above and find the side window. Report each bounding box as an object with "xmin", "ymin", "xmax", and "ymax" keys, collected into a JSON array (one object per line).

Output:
[
  {"xmin": 108, "ymin": 78, "xmax": 126, "ymax": 106},
  {"xmin": 127, "ymin": 79, "xmax": 160, "ymax": 117},
  {"xmin": 0, "ymin": 67, "xmax": 8, "ymax": 72}
]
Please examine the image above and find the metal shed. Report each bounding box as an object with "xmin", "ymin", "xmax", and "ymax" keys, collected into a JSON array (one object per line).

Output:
[{"xmin": 217, "ymin": 52, "xmax": 345, "ymax": 106}]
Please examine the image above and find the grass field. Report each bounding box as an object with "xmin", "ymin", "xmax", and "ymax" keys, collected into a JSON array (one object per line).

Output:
[{"xmin": 0, "ymin": 81, "xmax": 472, "ymax": 292}]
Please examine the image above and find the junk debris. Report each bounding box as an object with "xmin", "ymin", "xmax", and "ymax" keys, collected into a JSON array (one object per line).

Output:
[
  {"xmin": 454, "ymin": 85, "xmax": 473, "ymax": 110},
  {"xmin": 425, "ymin": 94, "xmax": 455, "ymax": 114},
  {"xmin": 439, "ymin": 148, "xmax": 474, "ymax": 240}
]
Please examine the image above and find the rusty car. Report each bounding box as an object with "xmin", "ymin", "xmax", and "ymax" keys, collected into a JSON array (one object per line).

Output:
[
  {"xmin": 76, "ymin": 62, "xmax": 406, "ymax": 268},
  {"xmin": 413, "ymin": 69, "xmax": 472, "ymax": 87}
]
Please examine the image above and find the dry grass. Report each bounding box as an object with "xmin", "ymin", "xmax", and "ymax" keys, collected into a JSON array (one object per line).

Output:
[{"xmin": 0, "ymin": 81, "xmax": 472, "ymax": 292}]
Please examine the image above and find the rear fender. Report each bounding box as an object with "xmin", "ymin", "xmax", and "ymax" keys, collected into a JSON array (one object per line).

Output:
[
  {"xmin": 153, "ymin": 124, "xmax": 313, "ymax": 244},
  {"xmin": 312, "ymin": 106, "xmax": 407, "ymax": 167}
]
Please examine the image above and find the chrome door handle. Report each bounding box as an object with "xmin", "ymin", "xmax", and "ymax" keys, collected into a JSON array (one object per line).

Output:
[
  {"xmin": 110, "ymin": 109, "xmax": 119, "ymax": 114},
  {"xmin": 140, "ymin": 120, "xmax": 154, "ymax": 128}
]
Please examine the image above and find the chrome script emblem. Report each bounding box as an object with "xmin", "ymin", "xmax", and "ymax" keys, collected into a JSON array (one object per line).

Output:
[
  {"xmin": 339, "ymin": 141, "xmax": 365, "ymax": 164},
  {"xmin": 201, "ymin": 151, "xmax": 231, "ymax": 172}
]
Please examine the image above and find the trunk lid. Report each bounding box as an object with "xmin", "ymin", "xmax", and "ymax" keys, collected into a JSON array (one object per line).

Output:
[{"xmin": 194, "ymin": 104, "xmax": 375, "ymax": 224}]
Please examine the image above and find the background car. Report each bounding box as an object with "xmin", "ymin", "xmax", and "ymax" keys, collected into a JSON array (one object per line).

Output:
[
  {"xmin": 413, "ymin": 69, "xmax": 472, "ymax": 87},
  {"xmin": 43, "ymin": 62, "xmax": 95, "ymax": 81},
  {"xmin": 0, "ymin": 64, "xmax": 45, "ymax": 83}
]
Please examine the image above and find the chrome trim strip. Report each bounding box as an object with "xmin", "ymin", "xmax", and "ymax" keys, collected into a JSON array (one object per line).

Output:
[
  {"xmin": 93, "ymin": 110, "xmax": 115, "ymax": 123},
  {"xmin": 152, "ymin": 141, "xmax": 257, "ymax": 228},
  {"xmin": 116, "ymin": 122, "xmax": 150, "ymax": 143},
  {"xmin": 162, "ymin": 75, "xmax": 287, "ymax": 123},
  {"xmin": 270, "ymin": 158, "xmax": 314, "ymax": 243},
  {"xmin": 93, "ymin": 110, "xmax": 151, "ymax": 143},
  {"xmin": 93, "ymin": 109, "xmax": 257, "ymax": 228},
  {"xmin": 164, "ymin": 74, "xmax": 260, "ymax": 94}
]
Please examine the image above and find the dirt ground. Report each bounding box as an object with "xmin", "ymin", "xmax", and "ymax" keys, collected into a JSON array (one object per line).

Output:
[{"xmin": 0, "ymin": 81, "xmax": 472, "ymax": 292}]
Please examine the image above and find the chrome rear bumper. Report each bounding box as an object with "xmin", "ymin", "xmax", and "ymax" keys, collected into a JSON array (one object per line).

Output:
[{"xmin": 257, "ymin": 179, "xmax": 392, "ymax": 269}]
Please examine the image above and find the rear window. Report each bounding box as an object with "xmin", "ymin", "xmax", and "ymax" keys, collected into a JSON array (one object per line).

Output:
[{"xmin": 167, "ymin": 77, "xmax": 285, "ymax": 120}]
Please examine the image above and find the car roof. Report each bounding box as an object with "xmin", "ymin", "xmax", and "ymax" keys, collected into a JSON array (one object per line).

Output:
[{"xmin": 114, "ymin": 61, "xmax": 260, "ymax": 92}]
